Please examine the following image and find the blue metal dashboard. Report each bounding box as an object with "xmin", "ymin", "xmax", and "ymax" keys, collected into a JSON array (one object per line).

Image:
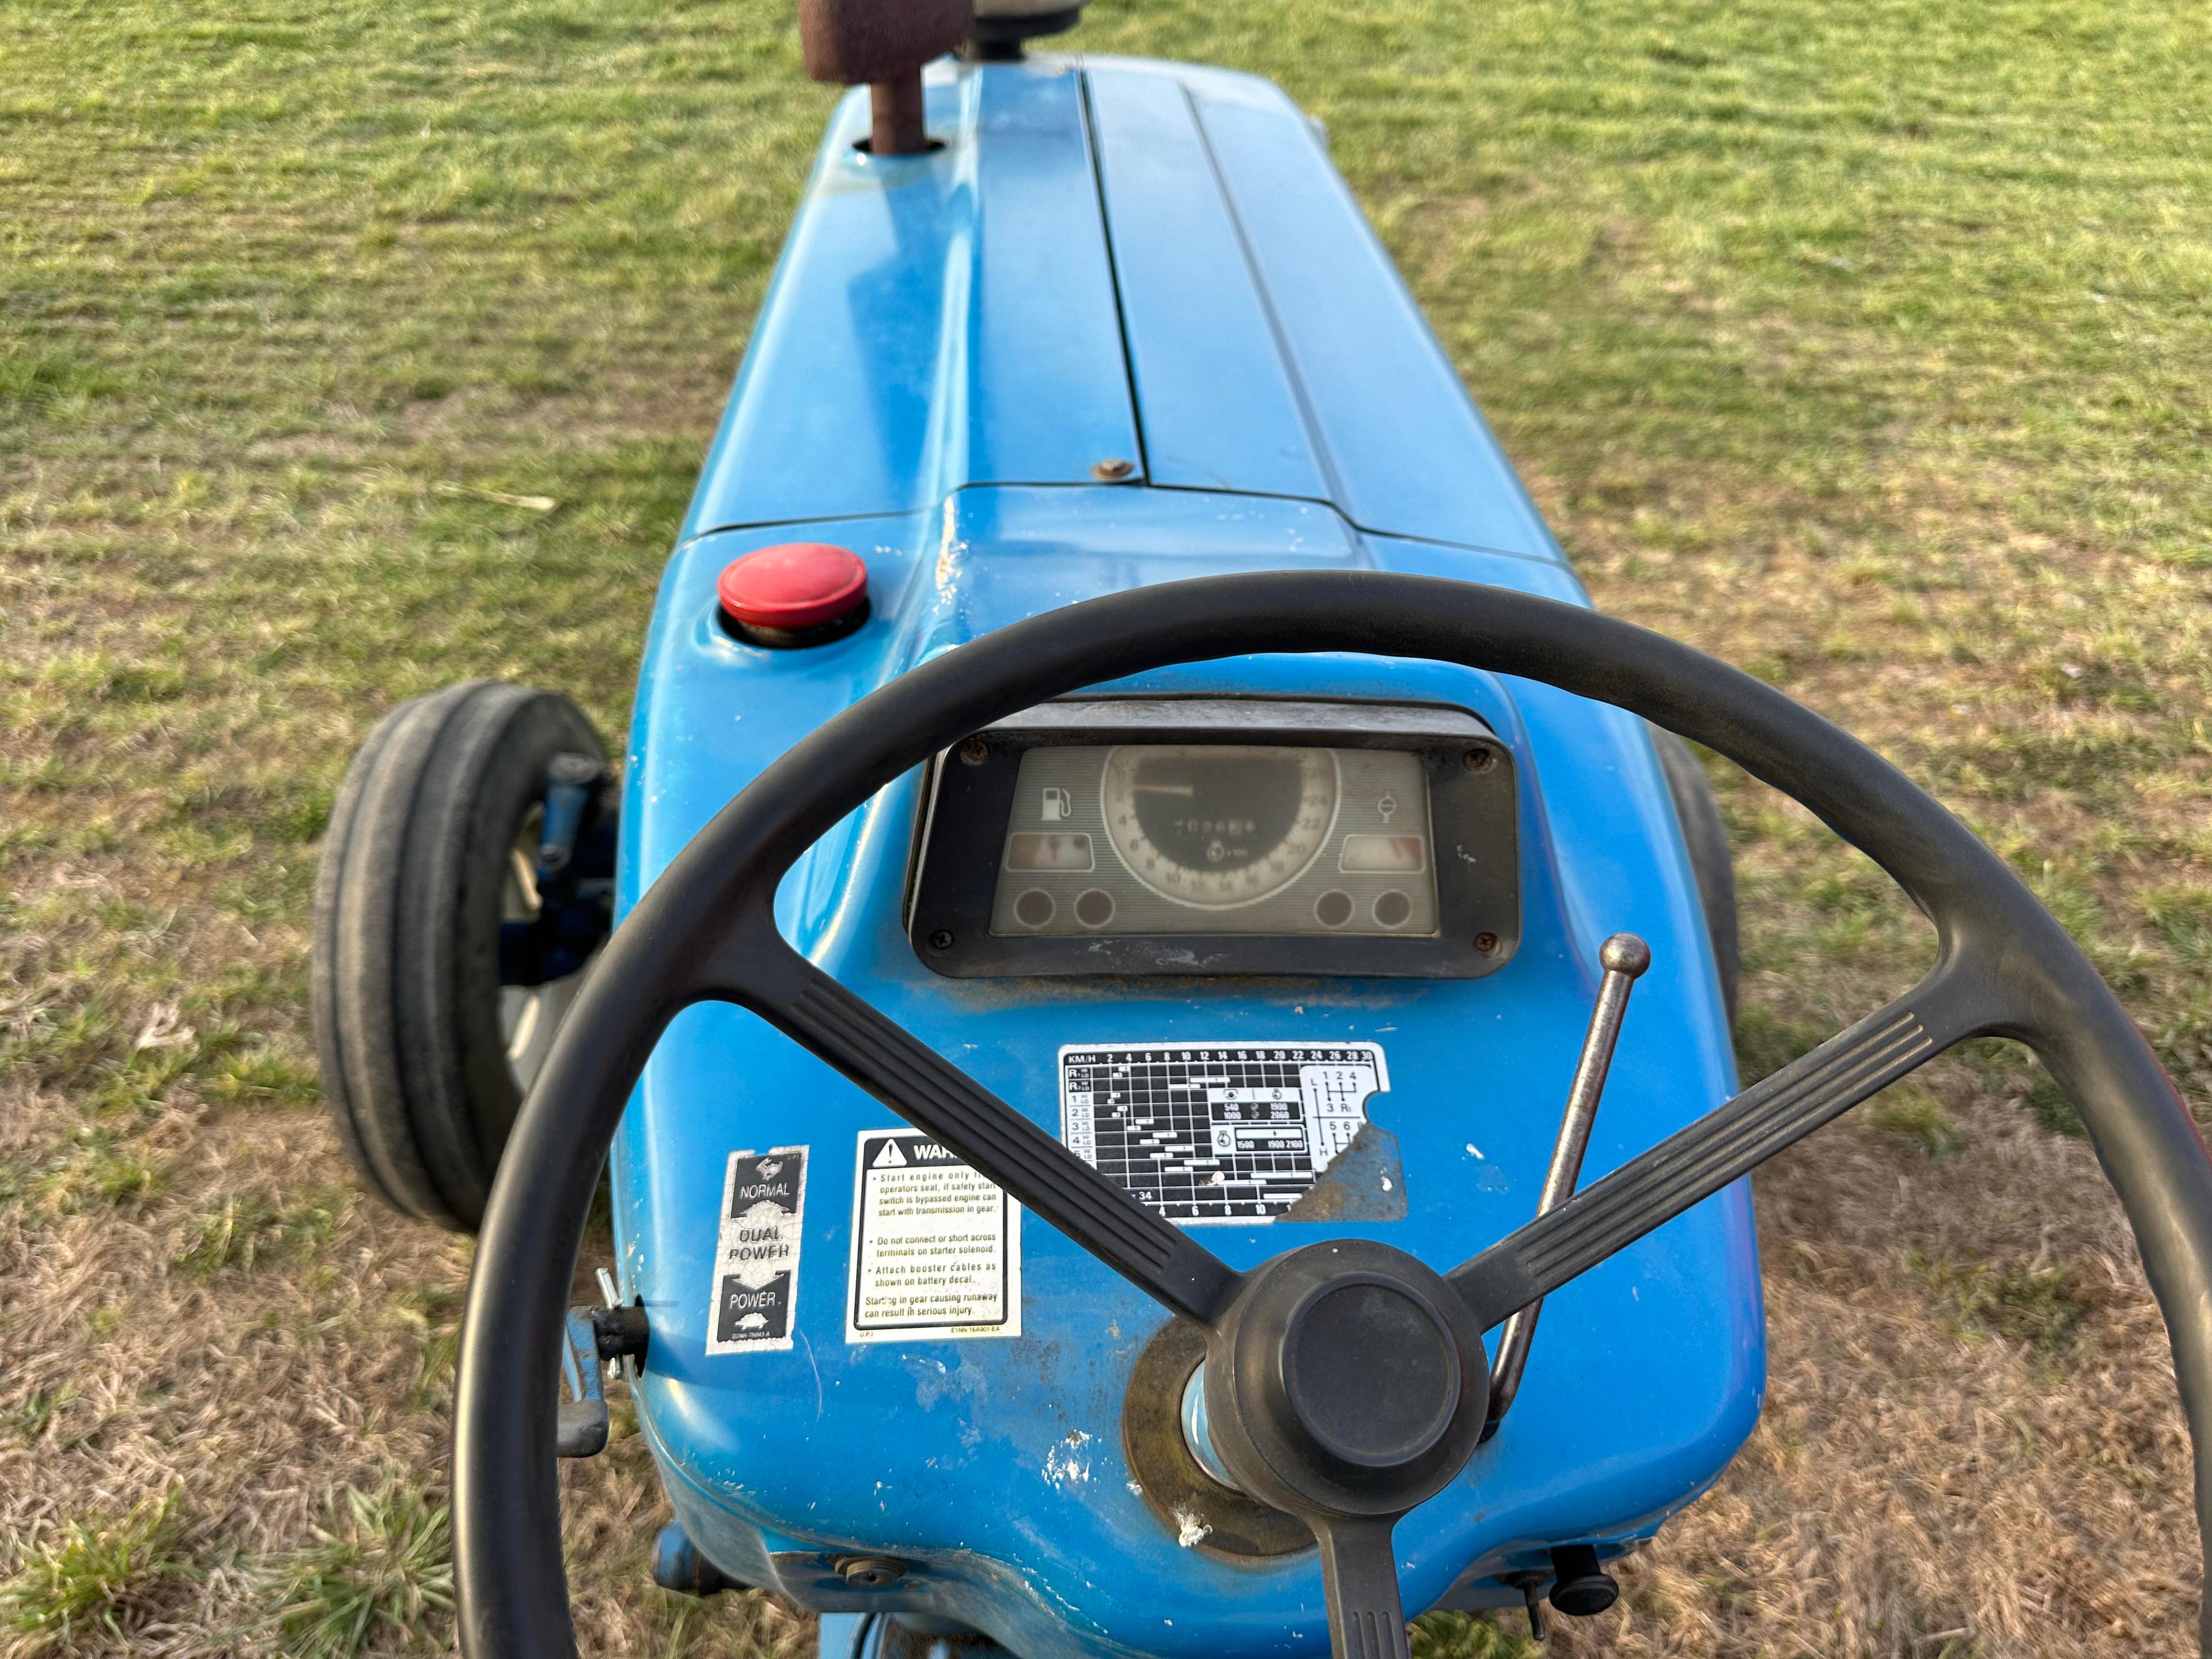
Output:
[{"xmin": 609, "ymin": 54, "xmax": 1762, "ymax": 1659}]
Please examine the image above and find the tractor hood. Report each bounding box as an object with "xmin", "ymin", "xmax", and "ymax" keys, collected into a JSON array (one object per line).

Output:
[
  {"xmin": 607, "ymin": 55, "xmax": 1758, "ymax": 1659},
  {"xmin": 682, "ymin": 56, "xmax": 1562, "ymax": 563}
]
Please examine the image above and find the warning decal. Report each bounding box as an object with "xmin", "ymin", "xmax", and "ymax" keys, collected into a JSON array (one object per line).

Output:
[
  {"xmin": 1059, "ymin": 1043, "xmax": 1390, "ymax": 1224},
  {"xmin": 847, "ymin": 1130, "xmax": 1021, "ymax": 1343},
  {"xmin": 706, "ymin": 1145, "xmax": 808, "ymax": 1354}
]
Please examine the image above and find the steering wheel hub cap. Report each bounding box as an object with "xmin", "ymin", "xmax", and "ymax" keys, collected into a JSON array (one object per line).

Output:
[
  {"xmin": 1205, "ymin": 1241, "xmax": 1489, "ymax": 1519},
  {"xmin": 1285, "ymin": 1281, "xmax": 1462, "ymax": 1469}
]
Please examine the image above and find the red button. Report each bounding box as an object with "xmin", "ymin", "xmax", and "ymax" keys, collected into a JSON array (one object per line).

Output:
[{"xmin": 717, "ymin": 543, "xmax": 869, "ymax": 632}]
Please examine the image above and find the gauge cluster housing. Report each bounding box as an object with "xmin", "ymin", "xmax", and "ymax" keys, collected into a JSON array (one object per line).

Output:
[{"xmin": 906, "ymin": 698, "xmax": 1521, "ymax": 978}]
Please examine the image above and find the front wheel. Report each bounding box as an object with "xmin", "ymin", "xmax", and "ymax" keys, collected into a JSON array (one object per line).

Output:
[
  {"xmin": 1651, "ymin": 727, "xmax": 1740, "ymax": 1024},
  {"xmin": 312, "ymin": 680, "xmax": 615, "ymax": 1231}
]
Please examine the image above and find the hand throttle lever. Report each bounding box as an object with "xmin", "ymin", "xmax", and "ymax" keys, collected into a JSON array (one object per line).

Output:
[{"xmin": 1482, "ymin": 932, "xmax": 1650, "ymax": 1440}]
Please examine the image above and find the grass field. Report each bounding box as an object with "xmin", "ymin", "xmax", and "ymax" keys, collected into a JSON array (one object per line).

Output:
[{"xmin": 3, "ymin": 0, "xmax": 2209, "ymax": 1653}]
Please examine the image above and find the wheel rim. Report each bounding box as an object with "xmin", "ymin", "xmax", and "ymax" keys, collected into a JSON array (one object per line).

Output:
[{"xmin": 499, "ymin": 809, "xmax": 589, "ymax": 1096}]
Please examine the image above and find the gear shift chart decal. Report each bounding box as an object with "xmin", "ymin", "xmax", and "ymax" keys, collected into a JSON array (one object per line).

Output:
[{"xmin": 1059, "ymin": 1043, "xmax": 1393, "ymax": 1224}]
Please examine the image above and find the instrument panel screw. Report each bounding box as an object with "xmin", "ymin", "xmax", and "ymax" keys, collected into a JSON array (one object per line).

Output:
[
  {"xmin": 1464, "ymin": 747, "xmax": 1499, "ymax": 772},
  {"xmin": 1474, "ymin": 931, "xmax": 1500, "ymax": 955},
  {"xmin": 1091, "ymin": 457, "xmax": 1137, "ymax": 482},
  {"xmin": 959, "ymin": 737, "xmax": 990, "ymax": 766},
  {"xmin": 834, "ymin": 1555, "xmax": 910, "ymax": 1588},
  {"xmin": 927, "ymin": 929, "xmax": 956, "ymax": 953}
]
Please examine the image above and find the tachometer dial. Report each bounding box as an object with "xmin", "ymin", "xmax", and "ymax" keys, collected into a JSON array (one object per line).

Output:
[{"xmin": 1100, "ymin": 746, "xmax": 1339, "ymax": 907}]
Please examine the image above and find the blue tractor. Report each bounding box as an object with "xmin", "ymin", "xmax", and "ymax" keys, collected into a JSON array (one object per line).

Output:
[{"xmin": 309, "ymin": 2, "xmax": 2212, "ymax": 1654}]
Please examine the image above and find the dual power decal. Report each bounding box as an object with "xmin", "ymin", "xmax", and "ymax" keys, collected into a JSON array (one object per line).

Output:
[
  {"xmin": 1059, "ymin": 1042, "xmax": 1401, "ymax": 1225},
  {"xmin": 847, "ymin": 1129, "xmax": 1021, "ymax": 1343},
  {"xmin": 706, "ymin": 1146, "xmax": 807, "ymax": 1354}
]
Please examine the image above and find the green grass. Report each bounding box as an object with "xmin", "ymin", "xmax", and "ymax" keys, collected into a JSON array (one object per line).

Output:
[
  {"xmin": 1411, "ymin": 1608, "xmax": 1539, "ymax": 1659},
  {"xmin": 171, "ymin": 1186, "xmax": 346, "ymax": 1276},
  {"xmin": 3, "ymin": 0, "xmax": 2209, "ymax": 1652},
  {"xmin": 251, "ymin": 1481, "xmax": 455, "ymax": 1658},
  {"xmin": 391, "ymin": 1280, "xmax": 467, "ymax": 1410},
  {"xmin": 1914, "ymin": 1252, "xmax": 2094, "ymax": 1354},
  {"xmin": 1866, "ymin": 1082, "xmax": 1968, "ymax": 1160},
  {"xmin": 0, "ymin": 1493, "xmax": 195, "ymax": 1651},
  {"xmin": 25, "ymin": 1127, "xmax": 164, "ymax": 1214}
]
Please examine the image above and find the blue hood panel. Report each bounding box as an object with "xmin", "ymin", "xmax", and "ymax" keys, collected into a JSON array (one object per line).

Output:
[
  {"xmin": 612, "ymin": 483, "xmax": 1759, "ymax": 1659},
  {"xmin": 620, "ymin": 56, "xmax": 1758, "ymax": 1659},
  {"xmin": 683, "ymin": 58, "xmax": 1559, "ymax": 561}
]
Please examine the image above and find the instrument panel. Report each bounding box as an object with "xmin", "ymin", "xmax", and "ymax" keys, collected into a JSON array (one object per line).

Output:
[
  {"xmin": 991, "ymin": 744, "xmax": 1437, "ymax": 937},
  {"xmin": 908, "ymin": 699, "xmax": 1520, "ymax": 978}
]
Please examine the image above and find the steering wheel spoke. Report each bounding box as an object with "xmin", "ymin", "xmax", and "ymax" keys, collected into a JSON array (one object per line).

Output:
[
  {"xmin": 725, "ymin": 925, "xmax": 1240, "ymax": 1324},
  {"xmin": 1312, "ymin": 1516, "xmax": 1411, "ymax": 1659},
  {"xmin": 1450, "ymin": 961, "xmax": 1995, "ymax": 1329}
]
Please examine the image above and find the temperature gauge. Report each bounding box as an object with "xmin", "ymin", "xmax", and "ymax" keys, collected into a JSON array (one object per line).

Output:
[{"xmin": 1340, "ymin": 834, "xmax": 1427, "ymax": 874}]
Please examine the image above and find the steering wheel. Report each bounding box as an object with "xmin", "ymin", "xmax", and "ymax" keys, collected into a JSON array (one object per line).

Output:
[{"xmin": 453, "ymin": 571, "xmax": 2212, "ymax": 1657}]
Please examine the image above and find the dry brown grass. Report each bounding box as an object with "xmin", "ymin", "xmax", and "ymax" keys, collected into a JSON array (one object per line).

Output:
[
  {"xmin": 1520, "ymin": 479, "xmax": 2209, "ymax": 1654},
  {"xmin": 1555, "ymin": 1089, "xmax": 2192, "ymax": 1655}
]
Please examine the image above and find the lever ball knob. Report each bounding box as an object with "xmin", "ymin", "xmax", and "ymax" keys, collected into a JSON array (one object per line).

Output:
[{"xmin": 1599, "ymin": 932, "xmax": 1651, "ymax": 978}]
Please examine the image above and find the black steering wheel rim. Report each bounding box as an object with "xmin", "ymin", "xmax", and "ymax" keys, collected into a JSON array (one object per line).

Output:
[{"xmin": 454, "ymin": 570, "xmax": 2212, "ymax": 1656}]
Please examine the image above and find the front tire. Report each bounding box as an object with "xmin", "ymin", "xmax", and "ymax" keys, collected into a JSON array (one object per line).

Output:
[
  {"xmin": 1652, "ymin": 726, "xmax": 1740, "ymax": 1025},
  {"xmin": 312, "ymin": 681, "xmax": 612, "ymax": 1230}
]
